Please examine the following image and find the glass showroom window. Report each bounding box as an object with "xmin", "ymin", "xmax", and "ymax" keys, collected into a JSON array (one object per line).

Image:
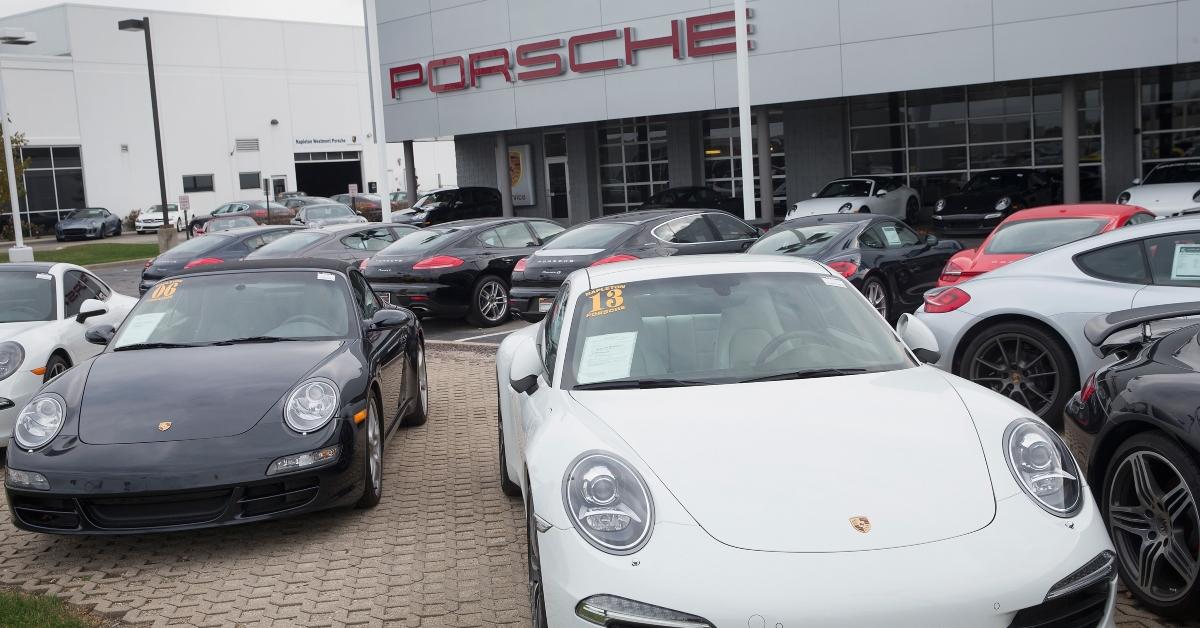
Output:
[
  {"xmin": 18, "ymin": 146, "xmax": 85, "ymax": 223},
  {"xmin": 598, "ymin": 118, "xmax": 669, "ymax": 215},
  {"xmin": 1140, "ymin": 62, "xmax": 1200, "ymax": 174},
  {"xmin": 848, "ymin": 77, "xmax": 1103, "ymax": 205},
  {"xmin": 702, "ymin": 109, "xmax": 785, "ymax": 207}
]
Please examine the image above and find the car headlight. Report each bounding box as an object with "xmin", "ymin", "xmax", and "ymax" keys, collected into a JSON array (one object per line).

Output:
[
  {"xmin": 995, "ymin": 197, "xmax": 1012, "ymax": 211},
  {"xmin": 14, "ymin": 394, "xmax": 66, "ymax": 450},
  {"xmin": 837, "ymin": 202, "xmax": 853, "ymax": 213},
  {"xmin": 283, "ymin": 378, "xmax": 339, "ymax": 433},
  {"xmin": 935, "ymin": 199, "xmax": 945, "ymax": 213},
  {"xmin": 1117, "ymin": 191, "xmax": 1132, "ymax": 205},
  {"xmin": 563, "ymin": 452, "xmax": 654, "ymax": 554},
  {"xmin": 0, "ymin": 342, "xmax": 24, "ymax": 381},
  {"xmin": 1004, "ymin": 419, "xmax": 1082, "ymax": 517}
]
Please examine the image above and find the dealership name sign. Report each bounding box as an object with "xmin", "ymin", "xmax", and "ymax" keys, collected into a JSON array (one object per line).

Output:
[{"xmin": 388, "ymin": 10, "xmax": 753, "ymax": 98}]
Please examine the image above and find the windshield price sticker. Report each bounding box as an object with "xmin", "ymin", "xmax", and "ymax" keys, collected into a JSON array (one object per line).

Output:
[
  {"xmin": 119, "ymin": 313, "xmax": 165, "ymax": 345},
  {"xmin": 881, "ymin": 225, "xmax": 902, "ymax": 246},
  {"xmin": 1171, "ymin": 244, "xmax": 1200, "ymax": 281},
  {"xmin": 585, "ymin": 284, "xmax": 626, "ymax": 318},
  {"xmin": 316, "ymin": 272, "xmax": 335, "ymax": 282},
  {"xmin": 577, "ymin": 332, "xmax": 638, "ymax": 384},
  {"xmin": 35, "ymin": 273, "xmax": 51, "ymax": 280},
  {"xmin": 821, "ymin": 276, "xmax": 845, "ymax": 287},
  {"xmin": 149, "ymin": 280, "xmax": 181, "ymax": 301}
]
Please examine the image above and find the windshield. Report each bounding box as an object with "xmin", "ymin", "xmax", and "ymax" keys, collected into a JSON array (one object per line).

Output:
[
  {"xmin": 67, "ymin": 209, "xmax": 105, "ymax": 219},
  {"xmin": 984, "ymin": 218, "xmax": 1109, "ymax": 255},
  {"xmin": 748, "ymin": 223, "xmax": 854, "ymax": 256},
  {"xmin": 0, "ymin": 272, "xmax": 56, "ymax": 322},
  {"xmin": 816, "ymin": 180, "xmax": 873, "ymax": 198},
  {"xmin": 112, "ymin": 271, "xmax": 352, "ymax": 348},
  {"xmin": 1144, "ymin": 162, "xmax": 1200, "ymax": 185},
  {"xmin": 149, "ymin": 204, "xmax": 179, "ymax": 212},
  {"xmin": 306, "ymin": 205, "xmax": 354, "ymax": 220},
  {"xmin": 963, "ymin": 172, "xmax": 1027, "ymax": 193},
  {"xmin": 561, "ymin": 272, "xmax": 913, "ymax": 388},
  {"xmin": 542, "ymin": 223, "xmax": 634, "ymax": 250},
  {"xmin": 252, "ymin": 231, "xmax": 327, "ymax": 255},
  {"xmin": 377, "ymin": 226, "xmax": 460, "ymax": 254},
  {"xmin": 159, "ymin": 234, "xmax": 232, "ymax": 260},
  {"xmin": 412, "ymin": 191, "xmax": 455, "ymax": 209}
]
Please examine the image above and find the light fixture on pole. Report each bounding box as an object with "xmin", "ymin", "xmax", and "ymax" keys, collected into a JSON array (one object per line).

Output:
[
  {"xmin": 118, "ymin": 17, "xmax": 174, "ymax": 252},
  {"xmin": 0, "ymin": 26, "xmax": 37, "ymax": 263}
]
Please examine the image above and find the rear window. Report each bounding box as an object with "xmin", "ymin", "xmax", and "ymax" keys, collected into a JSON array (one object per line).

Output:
[
  {"xmin": 377, "ymin": 227, "xmax": 461, "ymax": 254},
  {"xmin": 984, "ymin": 218, "xmax": 1109, "ymax": 255},
  {"xmin": 748, "ymin": 223, "xmax": 854, "ymax": 256},
  {"xmin": 544, "ymin": 223, "xmax": 635, "ymax": 250},
  {"xmin": 160, "ymin": 234, "xmax": 232, "ymax": 259},
  {"xmin": 252, "ymin": 231, "xmax": 328, "ymax": 255}
]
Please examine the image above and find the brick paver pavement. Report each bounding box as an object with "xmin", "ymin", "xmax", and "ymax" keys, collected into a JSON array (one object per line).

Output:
[{"xmin": 0, "ymin": 344, "xmax": 1194, "ymax": 627}]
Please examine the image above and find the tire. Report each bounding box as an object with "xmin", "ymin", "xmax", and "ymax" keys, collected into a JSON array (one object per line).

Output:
[
  {"xmin": 43, "ymin": 354, "xmax": 70, "ymax": 383},
  {"xmin": 861, "ymin": 276, "xmax": 889, "ymax": 322},
  {"xmin": 176, "ymin": 218, "xmax": 184, "ymax": 232},
  {"xmin": 958, "ymin": 321, "xmax": 1075, "ymax": 427},
  {"xmin": 906, "ymin": 197, "xmax": 920, "ymax": 224},
  {"xmin": 355, "ymin": 395, "xmax": 383, "ymax": 509},
  {"xmin": 115, "ymin": 223, "xmax": 122, "ymax": 237},
  {"xmin": 55, "ymin": 236, "xmax": 64, "ymax": 242},
  {"xmin": 467, "ymin": 275, "xmax": 510, "ymax": 327},
  {"xmin": 526, "ymin": 490, "xmax": 549, "ymax": 628},
  {"xmin": 1103, "ymin": 432, "xmax": 1200, "ymax": 617},
  {"xmin": 858, "ymin": 205, "xmax": 871, "ymax": 213},
  {"xmin": 97, "ymin": 227, "xmax": 106, "ymax": 240},
  {"xmin": 498, "ymin": 381, "xmax": 521, "ymax": 497},
  {"xmin": 400, "ymin": 341, "xmax": 429, "ymax": 427}
]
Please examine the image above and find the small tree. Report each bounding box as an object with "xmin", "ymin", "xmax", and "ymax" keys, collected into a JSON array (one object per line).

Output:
[{"xmin": 0, "ymin": 118, "xmax": 29, "ymax": 241}]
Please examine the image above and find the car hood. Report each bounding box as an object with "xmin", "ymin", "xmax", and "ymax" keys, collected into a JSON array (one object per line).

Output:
[
  {"xmin": 0, "ymin": 320, "xmax": 45, "ymax": 341},
  {"xmin": 937, "ymin": 192, "xmax": 1005, "ymax": 214},
  {"xmin": 570, "ymin": 366, "xmax": 996, "ymax": 552},
  {"xmin": 788, "ymin": 197, "xmax": 864, "ymax": 218},
  {"xmin": 58, "ymin": 218, "xmax": 100, "ymax": 228},
  {"xmin": 78, "ymin": 341, "xmax": 343, "ymax": 444},
  {"xmin": 1124, "ymin": 183, "xmax": 1200, "ymax": 210}
]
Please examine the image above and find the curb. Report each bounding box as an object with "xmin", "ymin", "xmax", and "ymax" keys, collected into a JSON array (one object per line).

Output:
[{"xmin": 84, "ymin": 257, "xmax": 152, "ymax": 270}]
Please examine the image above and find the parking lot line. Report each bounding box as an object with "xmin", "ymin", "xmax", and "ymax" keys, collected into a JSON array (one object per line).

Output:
[{"xmin": 455, "ymin": 329, "xmax": 519, "ymax": 342}]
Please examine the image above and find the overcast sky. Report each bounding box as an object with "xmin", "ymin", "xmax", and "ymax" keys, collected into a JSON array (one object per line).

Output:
[{"xmin": 2, "ymin": 0, "xmax": 365, "ymax": 25}]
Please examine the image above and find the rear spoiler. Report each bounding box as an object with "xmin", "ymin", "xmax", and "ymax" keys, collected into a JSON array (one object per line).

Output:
[{"xmin": 1084, "ymin": 301, "xmax": 1200, "ymax": 347}]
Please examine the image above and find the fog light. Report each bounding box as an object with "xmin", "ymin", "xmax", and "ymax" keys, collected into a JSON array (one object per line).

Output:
[
  {"xmin": 267, "ymin": 445, "xmax": 340, "ymax": 475},
  {"xmin": 1046, "ymin": 550, "xmax": 1115, "ymax": 600},
  {"xmin": 6, "ymin": 468, "xmax": 50, "ymax": 491},
  {"xmin": 576, "ymin": 595, "xmax": 713, "ymax": 627}
]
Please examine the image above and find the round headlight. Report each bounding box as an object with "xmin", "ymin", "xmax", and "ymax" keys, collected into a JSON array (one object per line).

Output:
[
  {"xmin": 1117, "ymin": 191, "xmax": 1132, "ymax": 205},
  {"xmin": 563, "ymin": 452, "xmax": 654, "ymax": 555},
  {"xmin": 935, "ymin": 199, "xmax": 945, "ymax": 213},
  {"xmin": 14, "ymin": 394, "xmax": 65, "ymax": 450},
  {"xmin": 0, "ymin": 342, "xmax": 24, "ymax": 382},
  {"xmin": 838, "ymin": 202, "xmax": 853, "ymax": 213},
  {"xmin": 995, "ymin": 197, "xmax": 1012, "ymax": 211},
  {"xmin": 283, "ymin": 378, "xmax": 339, "ymax": 433},
  {"xmin": 1004, "ymin": 419, "xmax": 1082, "ymax": 517}
]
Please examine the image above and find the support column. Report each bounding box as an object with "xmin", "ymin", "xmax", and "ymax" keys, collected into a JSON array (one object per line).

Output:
[
  {"xmin": 403, "ymin": 140, "xmax": 418, "ymax": 206},
  {"xmin": 1061, "ymin": 76, "xmax": 1080, "ymax": 204},
  {"xmin": 495, "ymin": 133, "xmax": 514, "ymax": 217},
  {"xmin": 1102, "ymin": 70, "xmax": 1138, "ymax": 201},
  {"xmin": 755, "ymin": 109, "xmax": 774, "ymax": 223}
]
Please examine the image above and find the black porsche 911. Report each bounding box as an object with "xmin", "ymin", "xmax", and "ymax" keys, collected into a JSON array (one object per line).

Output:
[
  {"xmin": 1065, "ymin": 302, "xmax": 1200, "ymax": 617},
  {"xmin": 747, "ymin": 214, "xmax": 960, "ymax": 322},
  {"xmin": 4, "ymin": 259, "xmax": 428, "ymax": 534},
  {"xmin": 932, "ymin": 169, "xmax": 1059, "ymax": 234},
  {"xmin": 362, "ymin": 217, "xmax": 564, "ymax": 327}
]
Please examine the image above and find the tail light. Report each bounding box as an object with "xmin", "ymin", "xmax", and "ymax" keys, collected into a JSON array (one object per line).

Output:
[
  {"xmin": 251, "ymin": 209, "xmax": 267, "ymax": 219},
  {"xmin": 513, "ymin": 258, "xmax": 528, "ymax": 273},
  {"xmin": 144, "ymin": 258, "xmax": 155, "ymax": 269},
  {"xmin": 826, "ymin": 261, "xmax": 858, "ymax": 278},
  {"xmin": 590, "ymin": 254, "xmax": 638, "ymax": 267},
  {"xmin": 183, "ymin": 257, "xmax": 224, "ymax": 269},
  {"xmin": 1080, "ymin": 372, "xmax": 1097, "ymax": 403},
  {"xmin": 923, "ymin": 287, "xmax": 971, "ymax": 313},
  {"xmin": 939, "ymin": 259, "xmax": 967, "ymax": 284},
  {"xmin": 359, "ymin": 258, "xmax": 371, "ymax": 271},
  {"xmin": 413, "ymin": 255, "xmax": 464, "ymax": 270}
]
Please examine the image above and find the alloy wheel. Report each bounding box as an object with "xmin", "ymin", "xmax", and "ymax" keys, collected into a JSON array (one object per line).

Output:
[
  {"xmin": 966, "ymin": 333, "xmax": 1058, "ymax": 415},
  {"xmin": 1109, "ymin": 451, "xmax": 1200, "ymax": 603},
  {"xmin": 478, "ymin": 280, "xmax": 508, "ymax": 323},
  {"xmin": 417, "ymin": 344, "xmax": 429, "ymax": 416},
  {"xmin": 864, "ymin": 281, "xmax": 887, "ymax": 319},
  {"xmin": 47, "ymin": 362, "xmax": 67, "ymax": 378},
  {"xmin": 367, "ymin": 404, "xmax": 382, "ymax": 494}
]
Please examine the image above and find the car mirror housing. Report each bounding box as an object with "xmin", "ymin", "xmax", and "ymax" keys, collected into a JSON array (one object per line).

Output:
[
  {"xmin": 509, "ymin": 341, "xmax": 544, "ymax": 395},
  {"xmin": 896, "ymin": 313, "xmax": 940, "ymax": 364},
  {"xmin": 85, "ymin": 324, "xmax": 116, "ymax": 345},
  {"xmin": 875, "ymin": 189, "xmax": 887, "ymax": 196},
  {"xmin": 924, "ymin": 233, "xmax": 939, "ymax": 247},
  {"xmin": 1131, "ymin": 177, "xmax": 1141, "ymax": 186},
  {"xmin": 75, "ymin": 299, "xmax": 108, "ymax": 324},
  {"xmin": 369, "ymin": 308, "xmax": 409, "ymax": 330}
]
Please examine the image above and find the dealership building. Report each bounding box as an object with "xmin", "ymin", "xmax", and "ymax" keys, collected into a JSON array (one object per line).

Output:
[
  {"xmin": 0, "ymin": 4, "xmax": 385, "ymax": 227},
  {"xmin": 377, "ymin": 0, "xmax": 1200, "ymax": 225}
]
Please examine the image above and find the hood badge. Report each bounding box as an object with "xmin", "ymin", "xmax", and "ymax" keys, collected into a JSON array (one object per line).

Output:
[
  {"xmin": 157, "ymin": 421, "xmax": 173, "ymax": 432},
  {"xmin": 849, "ymin": 516, "xmax": 871, "ymax": 533}
]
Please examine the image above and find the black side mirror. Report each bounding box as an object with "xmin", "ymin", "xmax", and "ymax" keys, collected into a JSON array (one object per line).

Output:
[
  {"xmin": 75, "ymin": 298, "xmax": 108, "ymax": 324},
  {"xmin": 924, "ymin": 234, "xmax": 938, "ymax": 246},
  {"xmin": 511, "ymin": 374, "xmax": 539, "ymax": 395},
  {"xmin": 85, "ymin": 324, "xmax": 116, "ymax": 345},
  {"xmin": 913, "ymin": 348, "xmax": 940, "ymax": 364},
  {"xmin": 369, "ymin": 308, "xmax": 409, "ymax": 330}
]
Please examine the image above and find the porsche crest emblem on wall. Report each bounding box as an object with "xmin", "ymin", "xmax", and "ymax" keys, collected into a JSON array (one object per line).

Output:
[
  {"xmin": 849, "ymin": 516, "xmax": 871, "ymax": 533},
  {"xmin": 158, "ymin": 421, "xmax": 173, "ymax": 432},
  {"xmin": 508, "ymin": 149, "xmax": 522, "ymax": 187}
]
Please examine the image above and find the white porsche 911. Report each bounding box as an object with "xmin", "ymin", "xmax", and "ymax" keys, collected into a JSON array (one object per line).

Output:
[
  {"xmin": 787, "ymin": 177, "xmax": 921, "ymax": 223},
  {"xmin": 496, "ymin": 255, "xmax": 1116, "ymax": 627},
  {"xmin": 0, "ymin": 262, "xmax": 136, "ymax": 447}
]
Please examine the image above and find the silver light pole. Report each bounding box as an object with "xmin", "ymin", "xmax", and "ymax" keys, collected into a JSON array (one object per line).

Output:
[
  {"xmin": 1, "ymin": 27, "xmax": 37, "ymax": 263},
  {"xmin": 119, "ymin": 17, "xmax": 175, "ymax": 252},
  {"xmin": 734, "ymin": 0, "xmax": 755, "ymax": 222}
]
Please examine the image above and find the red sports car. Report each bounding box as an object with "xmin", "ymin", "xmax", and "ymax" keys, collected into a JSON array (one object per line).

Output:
[{"xmin": 937, "ymin": 204, "xmax": 1156, "ymax": 287}]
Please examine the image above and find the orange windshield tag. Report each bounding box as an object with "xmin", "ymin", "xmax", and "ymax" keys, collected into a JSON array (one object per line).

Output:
[
  {"xmin": 584, "ymin": 284, "xmax": 626, "ymax": 318},
  {"xmin": 149, "ymin": 280, "xmax": 181, "ymax": 301}
]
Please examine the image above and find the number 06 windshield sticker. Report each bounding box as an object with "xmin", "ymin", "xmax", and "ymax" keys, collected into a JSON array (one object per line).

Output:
[
  {"xmin": 585, "ymin": 284, "xmax": 626, "ymax": 318},
  {"xmin": 149, "ymin": 279, "xmax": 182, "ymax": 301}
]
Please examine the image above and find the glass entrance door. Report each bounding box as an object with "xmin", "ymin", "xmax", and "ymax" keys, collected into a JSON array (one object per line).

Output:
[{"xmin": 545, "ymin": 157, "xmax": 570, "ymax": 220}]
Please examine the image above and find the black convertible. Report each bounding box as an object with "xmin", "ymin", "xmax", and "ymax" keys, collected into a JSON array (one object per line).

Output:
[
  {"xmin": 1065, "ymin": 302, "xmax": 1200, "ymax": 617},
  {"xmin": 4, "ymin": 259, "xmax": 428, "ymax": 534},
  {"xmin": 747, "ymin": 213, "xmax": 960, "ymax": 322}
]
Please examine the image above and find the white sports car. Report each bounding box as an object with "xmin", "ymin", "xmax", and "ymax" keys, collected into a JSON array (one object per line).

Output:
[
  {"xmin": 496, "ymin": 254, "xmax": 1115, "ymax": 627},
  {"xmin": 135, "ymin": 204, "xmax": 185, "ymax": 234},
  {"xmin": 915, "ymin": 216, "xmax": 1200, "ymax": 426},
  {"xmin": 0, "ymin": 262, "xmax": 136, "ymax": 447},
  {"xmin": 788, "ymin": 177, "xmax": 921, "ymax": 223},
  {"xmin": 1116, "ymin": 160, "xmax": 1200, "ymax": 218}
]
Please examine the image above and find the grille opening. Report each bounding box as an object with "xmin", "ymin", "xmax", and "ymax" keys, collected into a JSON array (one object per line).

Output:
[
  {"xmin": 82, "ymin": 489, "xmax": 232, "ymax": 529},
  {"xmin": 238, "ymin": 477, "xmax": 319, "ymax": 518},
  {"xmin": 11, "ymin": 495, "xmax": 80, "ymax": 530},
  {"xmin": 1009, "ymin": 579, "xmax": 1110, "ymax": 628}
]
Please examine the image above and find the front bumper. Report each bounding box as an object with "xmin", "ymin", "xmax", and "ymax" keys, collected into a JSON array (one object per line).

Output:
[
  {"xmin": 932, "ymin": 212, "xmax": 1004, "ymax": 234},
  {"xmin": 57, "ymin": 227, "xmax": 99, "ymax": 240},
  {"xmin": 912, "ymin": 306, "xmax": 979, "ymax": 373},
  {"xmin": 539, "ymin": 494, "xmax": 1115, "ymax": 627},
  {"xmin": 368, "ymin": 281, "xmax": 466, "ymax": 318}
]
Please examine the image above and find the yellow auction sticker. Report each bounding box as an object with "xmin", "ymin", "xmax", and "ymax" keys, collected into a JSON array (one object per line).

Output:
[
  {"xmin": 149, "ymin": 279, "xmax": 181, "ymax": 301},
  {"xmin": 584, "ymin": 284, "xmax": 625, "ymax": 318}
]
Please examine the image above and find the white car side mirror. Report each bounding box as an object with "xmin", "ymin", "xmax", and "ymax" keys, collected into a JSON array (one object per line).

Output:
[
  {"xmin": 510, "ymin": 339, "xmax": 545, "ymax": 395},
  {"xmin": 810, "ymin": 192, "xmax": 817, "ymax": 198},
  {"xmin": 875, "ymin": 189, "xmax": 887, "ymax": 196},
  {"xmin": 75, "ymin": 298, "xmax": 108, "ymax": 324},
  {"xmin": 1132, "ymin": 178, "xmax": 1141, "ymax": 186},
  {"xmin": 896, "ymin": 313, "xmax": 940, "ymax": 364}
]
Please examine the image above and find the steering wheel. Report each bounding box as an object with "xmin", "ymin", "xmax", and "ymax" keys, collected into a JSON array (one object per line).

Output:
[
  {"xmin": 276, "ymin": 314, "xmax": 328, "ymax": 332},
  {"xmin": 754, "ymin": 330, "xmax": 831, "ymax": 366}
]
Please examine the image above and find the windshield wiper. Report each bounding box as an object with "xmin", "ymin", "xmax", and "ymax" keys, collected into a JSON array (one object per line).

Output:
[
  {"xmin": 739, "ymin": 368, "xmax": 868, "ymax": 383},
  {"xmin": 210, "ymin": 336, "xmax": 299, "ymax": 346},
  {"xmin": 573, "ymin": 377, "xmax": 713, "ymax": 391},
  {"xmin": 113, "ymin": 342, "xmax": 203, "ymax": 352}
]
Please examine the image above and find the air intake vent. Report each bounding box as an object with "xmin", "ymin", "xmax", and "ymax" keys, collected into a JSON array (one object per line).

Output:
[{"xmin": 235, "ymin": 138, "xmax": 260, "ymax": 152}]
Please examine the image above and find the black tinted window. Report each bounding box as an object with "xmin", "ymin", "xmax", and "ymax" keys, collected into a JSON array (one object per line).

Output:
[
  {"xmin": 706, "ymin": 213, "xmax": 758, "ymax": 241},
  {"xmin": 62, "ymin": 270, "xmax": 104, "ymax": 317},
  {"xmin": 653, "ymin": 215, "xmax": 716, "ymax": 244},
  {"xmin": 479, "ymin": 223, "xmax": 537, "ymax": 248},
  {"xmin": 1076, "ymin": 241, "xmax": 1149, "ymax": 284},
  {"xmin": 1144, "ymin": 233, "xmax": 1200, "ymax": 287}
]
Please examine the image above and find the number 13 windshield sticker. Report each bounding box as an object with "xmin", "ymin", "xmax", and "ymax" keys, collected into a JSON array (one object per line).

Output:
[{"xmin": 585, "ymin": 284, "xmax": 626, "ymax": 318}]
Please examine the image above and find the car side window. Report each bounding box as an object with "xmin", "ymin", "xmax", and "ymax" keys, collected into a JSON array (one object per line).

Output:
[
  {"xmin": 879, "ymin": 222, "xmax": 921, "ymax": 247},
  {"xmin": 654, "ymin": 215, "xmax": 716, "ymax": 244},
  {"xmin": 80, "ymin": 273, "xmax": 111, "ymax": 301},
  {"xmin": 343, "ymin": 228, "xmax": 396, "ymax": 251},
  {"xmin": 481, "ymin": 223, "xmax": 537, "ymax": 248},
  {"xmin": 529, "ymin": 221, "xmax": 565, "ymax": 243},
  {"xmin": 349, "ymin": 272, "xmax": 381, "ymax": 318},
  {"xmin": 61, "ymin": 270, "xmax": 104, "ymax": 317},
  {"xmin": 1143, "ymin": 233, "xmax": 1200, "ymax": 287},
  {"xmin": 705, "ymin": 213, "xmax": 758, "ymax": 241},
  {"xmin": 1126, "ymin": 213, "xmax": 1155, "ymax": 226},
  {"xmin": 1075, "ymin": 241, "xmax": 1150, "ymax": 284},
  {"xmin": 542, "ymin": 282, "xmax": 569, "ymax": 380},
  {"xmin": 858, "ymin": 227, "xmax": 885, "ymax": 249}
]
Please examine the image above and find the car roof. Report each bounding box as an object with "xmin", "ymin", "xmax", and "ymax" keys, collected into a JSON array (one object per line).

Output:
[
  {"xmin": 313, "ymin": 222, "xmax": 390, "ymax": 234},
  {"xmin": 434, "ymin": 217, "xmax": 546, "ymax": 229},
  {"xmin": 1003, "ymin": 204, "xmax": 1149, "ymax": 222},
  {"xmin": 214, "ymin": 225, "xmax": 302, "ymax": 237},
  {"xmin": 583, "ymin": 253, "xmax": 830, "ymax": 287},
  {"xmin": 589, "ymin": 209, "xmax": 705, "ymax": 225},
  {"xmin": 0, "ymin": 262, "xmax": 56, "ymax": 273},
  {"xmin": 775, "ymin": 213, "xmax": 892, "ymax": 228},
  {"xmin": 170, "ymin": 258, "xmax": 356, "ymax": 279}
]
